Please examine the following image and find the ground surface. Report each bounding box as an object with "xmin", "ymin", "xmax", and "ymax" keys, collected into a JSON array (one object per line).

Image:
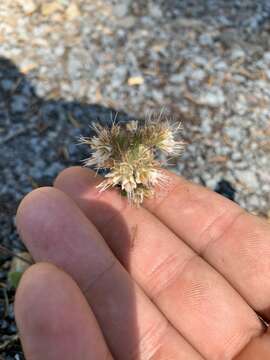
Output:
[{"xmin": 0, "ymin": 0, "xmax": 270, "ymax": 358}]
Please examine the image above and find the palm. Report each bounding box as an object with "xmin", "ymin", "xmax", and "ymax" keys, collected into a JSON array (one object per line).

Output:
[{"xmin": 15, "ymin": 167, "xmax": 270, "ymax": 359}]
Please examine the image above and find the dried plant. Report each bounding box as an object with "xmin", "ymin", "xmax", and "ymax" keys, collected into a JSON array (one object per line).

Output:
[{"xmin": 80, "ymin": 113, "xmax": 184, "ymax": 205}]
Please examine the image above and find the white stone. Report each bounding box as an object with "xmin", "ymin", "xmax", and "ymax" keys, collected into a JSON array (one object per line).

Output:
[
  {"xmin": 190, "ymin": 68, "xmax": 206, "ymax": 81},
  {"xmin": 201, "ymin": 119, "xmax": 212, "ymax": 133},
  {"xmin": 235, "ymin": 170, "xmax": 259, "ymax": 189},
  {"xmin": 225, "ymin": 127, "xmax": 244, "ymax": 141},
  {"xmin": 18, "ymin": 0, "xmax": 37, "ymax": 14},
  {"xmin": 66, "ymin": 3, "xmax": 81, "ymax": 20},
  {"xmin": 148, "ymin": 3, "xmax": 162, "ymax": 18},
  {"xmin": 199, "ymin": 33, "xmax": 213, "ymax": 46},
  {"xmin": 263, "ymin": 52, "xmax": 270, "ymax": 63},
  {"xmin": 170, "ymin": 73, "xmax": 185, "ymax": 83},
  {"xmin": 113, "ymin": 1, "xmax": 131, "ymax": 18},
  {"xmin": 199, "ymin": 87, "xmax": 225, "ymax": 107},
  {"xmin": 230, "ymin": 47, "xmax": 246, "ymax": 60},
  {"xmin": 265, "ymin": 69, "xmax": 270, "ymax": 80},
  {"xmin": 231, "ymin": 152, "xmax": 242, "ymax": 161},
  {"xmin": 214, "ymin": 61, "xmax": 227, "ymax": 71}
]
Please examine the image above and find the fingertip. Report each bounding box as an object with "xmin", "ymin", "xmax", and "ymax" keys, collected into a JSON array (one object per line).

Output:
[
  {"xmin": 15, "ymin": 186, "xmax": 84, "ymax": 250},
  {"xmin": 15, "ymin": 262, "xmax": 112, "ymax": 360},
  {"xmin": 14, "ymin": 262, "xmax": 63, "ymax": 324},
  {"xmin": 16, "ymin": 187, "xmax": 62, "ymax": 233},
  {"xmin": 54, "ymin": 166, "xmax": 97, "ymax": 189},
  {"xmin": 15, "ymin": 261, "xmax": 82, "ymax": 344}
]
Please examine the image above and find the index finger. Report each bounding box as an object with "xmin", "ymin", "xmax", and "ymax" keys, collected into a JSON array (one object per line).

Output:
[{"xmin": 144, "ymin": 170, "xmax": 270, "ymax": 318}]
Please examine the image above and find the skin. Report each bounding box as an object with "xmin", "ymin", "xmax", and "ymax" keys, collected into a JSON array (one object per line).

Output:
[{"xmin": 14, "ymin": 166, "xmax": 270, "ymax": 359}]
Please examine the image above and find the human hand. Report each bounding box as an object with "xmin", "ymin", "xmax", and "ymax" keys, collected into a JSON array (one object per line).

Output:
[{"xmin": 15, "ymin": 167, "xmax": 270, "ymax": 359}]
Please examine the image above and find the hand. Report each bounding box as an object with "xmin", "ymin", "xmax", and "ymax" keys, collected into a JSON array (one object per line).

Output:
[{"xmin": 15, "ymin": 167, "xmax": 270, "ymax": 359}]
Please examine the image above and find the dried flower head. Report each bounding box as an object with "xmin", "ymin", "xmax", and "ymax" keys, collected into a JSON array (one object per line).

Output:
[{"xmin": 80, "ymin": 113, "xmax": 184, "ymax": 205}]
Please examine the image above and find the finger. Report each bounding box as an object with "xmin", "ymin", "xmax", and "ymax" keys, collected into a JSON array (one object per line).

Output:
[
  {"xmin": 54, "ymin": 166, "xmax": 263, "ymax": 360},
  {"xmin": 16, "ymin": 187, "xmax": 203, "ymax": 360},
  {"xmin": 143, "ymin": 170, "xmax": 270, "ymax": 318},
  {"xmin": 15, "ymin": 262, "xmax": 112, "ymax": 360}
]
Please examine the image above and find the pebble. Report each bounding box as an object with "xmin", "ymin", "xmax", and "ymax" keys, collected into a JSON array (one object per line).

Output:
[
  {"xmin": 17, "ymin": 0, "xmax": 37, "ymax": 15},
  {"xmin": 127, "ymin": 76, "xmax": 144, "ymax": 86},
  {"xmin": 148, "ymin": 4, "xmax": 163, "ymax": 18},
  {"xmin": 190, "ymin": 68, "xmax": 206, "ymax": 81},
  {"xmin": 113, "ymin": 1, "xmax": 131, "ymax": 18},
  {"xmin": 1, "ymin": 79, "xmax": 14, "ymax": 91},
  {"xmin": 65, "ymin": 3, "xmax": 81, "ymax": 20},
  {"xmin": 199, "ymin": 33, "xmax": 213, "ymax": 46},
  {"xmin": 10, "ymin": 95, "xmax": 29, "ymax": 113},
  {"xmin": 230, "ymin": 47, "xmax": 246, "ymax": 60},
  {"xmin": 214, "ymin": 61, "xmax": 228, "ymax": 70},
  {"xmin": 235, "ymin": 170, "xmax": 259, "ymax": 189},
  {"xmin": 199, "ymin": 87, "xmax": 225, "ymax": 107},
  {"xmin": 231, "ymin": 152, "xmax": 242, "ymax": 161},
  {"xmin": 170, "ymin": 73, "xmax": 185, "ymax": 83},
  {"xmin": 263, "ymin": 52, "xmax": 270, "ymax": 63},
  {"xmin": 201, "ymin": 119, "xmax": 212, "ymax": 133},
  {"xmin": 41, "ymin": 2, "xmax": 63, "ymax": 16},
  {"xmin": 225, "ymin": 127, "xmax": 245, "ymax": 142},
  {"xmin": 264, "ymin": 69, "xmax": 270, "ymax": 80},
  {"xmin": 118, "ymin": 16, "xmax": 136, "ymax": 28}
]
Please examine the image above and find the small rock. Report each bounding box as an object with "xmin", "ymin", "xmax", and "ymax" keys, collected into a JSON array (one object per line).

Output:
[
  {"xmin": 128, "ymin": 76, "xmax": 144, "ymax": 86},
  {"xmin": 199, "ymin": 33, "xmax": 213, "ymax": 46},
  {"xmin": 65, "ymin": 3, "xmax": 81, "ymax": 20},
  {"xmin": 44, "ymin": 162, "xmax": 64, "ymax": 178},
  {"xmin": 248, "ymin": 194, "xmax": 260, "ymax": 208},
  {"xmin": 151, "ymin": 89, "xmax": 164, "ymax": 102},
  {"xmin": 214, "ymin": 61, "xmax": 228, "ymax": 71},
  {"xmin": 219, "ymin": 30, "xmax": 242, "ymax": 49},
  {"xmin": 148, "ymin": 3, "xmax": 162, "ymax": 18},
  {"xmin": 113, "ymin": 1, "xmax": 130, "ymax": 18},
  {"xmin": 18, "ymin": 0, "xmax": 37, "ymax": 15},
  {"xmin": 225, "ymin": 127, "xmax": 244, "ymax": 142},
  {"xmin": 1, "ymin": 79, "xmax": 14, "ymax": 91},
  {"xmin": 118, "ymin": 16, "xmax": 136, "ymax": 28},
  {"xmin": 54, "ymin": 45, "xmax": 65, "ymax": 57},
  {"xmin": 234, "ymin": 94, "xmax": 248, "ymax": 116},
  {"xmin": 199, "ymin": 87, "xmax": 225, "ymax": 107},
  {"xmin": 170, "ymin": 73, "xmax": 185, "ymax": 83},
  {"xmin": 67, "ymin": 54, "xmax": 82, "ymax": 79},
  {"xmin": 11, "ymin": 95, "xmax": 29, "ymax": 113},
  {"xmin": 235, "ymin": 170, "xmax": 259, "ymax": 189},
  {"xmin": 230, "ymin": 47, "xmax": 246, "ymax": 61},
  {"xmin": 190, "ymin": 68, "xmax": 206, "ymax": 81},
  {"xmin": 41, "ymin": 2, "xmax": 63, "ymax": 16},
  {"xmin": 20, "ymin": 60, "xmax": 38, "ymax": 74},
  {"xmin": 264, "ymin": 69, "xmax": 270, "ymax": 80},
  {"xmin": 263, "ymin": 52, "xmax": 270, "ymax": 64},
  {"xmin": 175, "ymin": 18, "xmax": 204, "ymax": 29},
  {"xmin": 231, "ymin": 152, "xmax": 242, "ymax": 161},
  {"xmin": 111, "ymin": 66, "xmax": 127, "ymax": 87}
]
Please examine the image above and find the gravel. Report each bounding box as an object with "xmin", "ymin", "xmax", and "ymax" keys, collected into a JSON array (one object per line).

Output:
[{"xmin": 0, "ymin": 0, "xmax": 270, "ymax": 358}]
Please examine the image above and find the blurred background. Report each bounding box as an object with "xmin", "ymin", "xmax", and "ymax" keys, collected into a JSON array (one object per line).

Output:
[{"xmin": 0, "ymin": 0, "xmax": 270, "ymax": 358}]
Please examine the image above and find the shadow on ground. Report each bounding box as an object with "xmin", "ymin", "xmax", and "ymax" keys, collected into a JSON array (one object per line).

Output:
[{"xmin": 0, "ymin": 56, "xmax": 136, "ymax": 360}]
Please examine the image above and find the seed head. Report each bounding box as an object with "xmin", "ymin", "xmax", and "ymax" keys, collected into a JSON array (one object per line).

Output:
[{"xmin": 80, "ymin": 113, "xmax": 184, "ymax": 205}]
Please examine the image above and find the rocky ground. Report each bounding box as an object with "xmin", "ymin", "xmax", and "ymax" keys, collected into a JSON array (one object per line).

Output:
[{"xmin": 0, "ymin": 0, "xmax": 270, "ymax": 358}]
